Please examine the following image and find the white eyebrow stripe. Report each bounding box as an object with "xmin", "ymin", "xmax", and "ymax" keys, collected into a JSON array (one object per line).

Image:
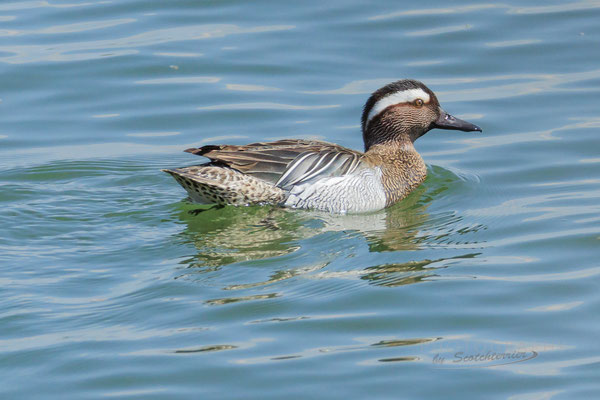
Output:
[{"xmin": 366, "ymin": 88, "xmax": 430, "ymax": 126}]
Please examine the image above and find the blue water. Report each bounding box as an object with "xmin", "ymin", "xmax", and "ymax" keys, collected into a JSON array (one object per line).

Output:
[{"xmin": 1, "ymin": 1, "xmax": 600, "ymax": 399}]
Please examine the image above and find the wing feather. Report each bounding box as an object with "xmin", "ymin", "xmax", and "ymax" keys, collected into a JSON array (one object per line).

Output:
[
  {"xmin": 276, "ymin": 150, "xmax": 362, "ymax": 190},
  {"xmin": 184, "ymin": 139, "xmax": 363, "ymax": 185}
]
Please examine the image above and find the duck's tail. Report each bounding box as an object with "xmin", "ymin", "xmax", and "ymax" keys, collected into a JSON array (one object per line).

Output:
[{"xmin": 162, "ymin": 166, "xmax": 286, "ymax": 206}]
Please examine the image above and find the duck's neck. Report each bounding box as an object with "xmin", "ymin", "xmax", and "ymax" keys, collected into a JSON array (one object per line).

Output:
[
  {"xmin": 364, "ymin": 140, "xmax": 427, "ymax": 206},
  {"xmin": 363, "ymin": 117, "xmax": 423, "ymax": 151},
  {"xmin": 366, "ymin": 140, "xmax": 416, "ymax": 154}
]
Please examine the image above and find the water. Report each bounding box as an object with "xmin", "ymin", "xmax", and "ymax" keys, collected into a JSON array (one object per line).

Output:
[{"xmin": 1, "ymin": 1, "xmax": 600, "ymax": 398}]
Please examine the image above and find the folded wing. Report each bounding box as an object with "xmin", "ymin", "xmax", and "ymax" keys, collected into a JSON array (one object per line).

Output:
[{"xmin": 185, "ymin": 139, "xmax": 363, "ymax": 188}]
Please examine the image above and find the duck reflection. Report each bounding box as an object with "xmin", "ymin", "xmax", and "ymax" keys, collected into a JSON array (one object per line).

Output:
[
  {"xmin": 176, "ymin": 184, "xmax": 428, "ymax": 267},
  {"xmin": 172, "ymin": 166, "xmax": 484, "ymax": 292},
  {"xmin": 360, "ymin": 253, "xmax": 480, "ymax": 287}
]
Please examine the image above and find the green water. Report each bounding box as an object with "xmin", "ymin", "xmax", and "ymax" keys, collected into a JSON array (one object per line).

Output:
[{"xmin": 1, "ymin": 1, "xmax": 600, "ymax": 399}]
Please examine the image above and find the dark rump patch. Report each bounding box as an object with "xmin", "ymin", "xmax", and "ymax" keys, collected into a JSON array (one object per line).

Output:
[{"xmin": 184, "ymin": 145, "xmax": 223, "ymax": 156}]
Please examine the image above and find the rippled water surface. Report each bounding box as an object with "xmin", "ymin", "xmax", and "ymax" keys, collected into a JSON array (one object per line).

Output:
[{"xmin": 2, "ymin": 1, "xmax": 600, "ymax": 399}]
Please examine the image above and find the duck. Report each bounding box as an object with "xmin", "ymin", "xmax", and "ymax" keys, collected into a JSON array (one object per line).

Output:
[{"xmin": 163, "ymin": 79, "xmax": 481, "ymax": 214}]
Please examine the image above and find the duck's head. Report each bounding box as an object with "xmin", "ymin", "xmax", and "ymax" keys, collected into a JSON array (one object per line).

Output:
[{"xmin": 361, "ymin": 79, "xmax": 481, "ymax": 150}]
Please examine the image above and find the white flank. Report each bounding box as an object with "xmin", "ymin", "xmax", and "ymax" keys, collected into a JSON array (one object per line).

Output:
[
  {"xmin": 366, "ymin": 88, "xmax": 430, "ymax": 126},
  {"xmin": 284, "ymin": 167, "xmax": 387, "ymax": 213}
]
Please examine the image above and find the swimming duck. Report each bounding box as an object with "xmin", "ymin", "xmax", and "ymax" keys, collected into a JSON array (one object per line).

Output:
[{"xmin": 163, "ymin": 79, "xmax": 481, "ymax": 213}]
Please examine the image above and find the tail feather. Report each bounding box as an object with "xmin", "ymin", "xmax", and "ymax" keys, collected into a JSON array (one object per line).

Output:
[{"xmin": 162, "ymin": 166, "xmax": 286, "ymax": 206}]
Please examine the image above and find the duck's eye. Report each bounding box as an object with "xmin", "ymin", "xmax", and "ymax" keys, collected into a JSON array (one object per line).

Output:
[{"xmin": 414, "ymin": 99, "xmax": 424, "ymax": 107}]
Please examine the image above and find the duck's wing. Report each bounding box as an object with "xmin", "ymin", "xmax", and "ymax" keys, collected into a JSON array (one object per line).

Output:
[
  {"xmin": 275, "ymin": 148, "xmax": 362, "ymax": 190},
  {"xmin": 184, "ymin": 139, "xmax": 363, "ymax": 186}
]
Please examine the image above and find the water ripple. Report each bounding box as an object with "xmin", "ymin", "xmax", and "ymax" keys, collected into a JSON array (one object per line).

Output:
[
  {"xmin": 406, "ymin": 24, "xmax": 472, "ymax": 37},
  {"xmin": 369, "ymin": 1, "xmax": 600, "ymax": 20},
  {"xmin": 485, "ymin": 39, "xmax": 542, "ymax": 48},
  {"xmin": 197, "ymin": 102, "xmax": 339, "ymax": 111},
  {"xmin": 475, "ymin": 266, "xmax": 600, "ymax": 282},
  {"xmin": 225, "ymin": 83, "xmax": 282, "ymax": 92},
  {"xmin": 0, "ymin": 18, "xmax": 135, "ymax": 37},
  {"xmin": 0, "ymin": 24, "xmax": 295, "ymax": 64},
  {"xmin": 135, "ymin": 77, "xmax": 220, "ymax": 85},
  {"xmin": 305, "ymin": 69, "xmax": 600, "ymax": 101},
  {"xmin": 369, "ymin": 4, "xmax": 501, "ymax": 20},
  {"xmin": 0, "ymin": 1, "xmax": 94, "ymax": 12}
]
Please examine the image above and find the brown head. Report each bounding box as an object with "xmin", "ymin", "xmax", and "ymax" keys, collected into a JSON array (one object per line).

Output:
[{"xmin": 361, "ymin": 79, "xmax": 481, "ymax": 151}]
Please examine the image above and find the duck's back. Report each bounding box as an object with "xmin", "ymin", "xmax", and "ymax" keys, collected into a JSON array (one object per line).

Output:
[
  {"xmin": 163, "ymin": 139, "xmax": 376, "ymax": 210},
  {"xmin": 184, "ymin": 139, "xmax": 358, "ymax": 183}
]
